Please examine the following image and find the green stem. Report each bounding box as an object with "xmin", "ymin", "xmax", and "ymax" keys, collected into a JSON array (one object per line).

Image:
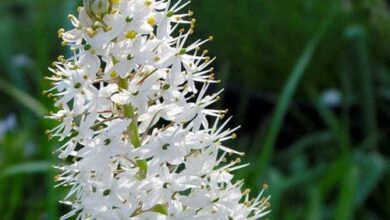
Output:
[
  {"xmin": 118, "ymin": 78, "xmax": 141, "ymax": 147},
  {"xmin": 118, "ymin": 78, "xmax": 146, "ymax": 178},
  {"xmin": 123, "ymin": 104, "xmax": 141, "ymax": 148}
]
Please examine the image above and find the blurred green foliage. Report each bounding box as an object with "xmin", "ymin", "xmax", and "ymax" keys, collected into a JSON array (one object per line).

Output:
[{"xmin": 0, "ymin": 0, "xmax": 389, "ymax": 219}]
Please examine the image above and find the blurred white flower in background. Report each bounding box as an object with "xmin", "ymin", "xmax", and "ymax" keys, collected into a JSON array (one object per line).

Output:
[
  {"xmin": 321, "ymin": 88, "xmax": 342, "ymax": 108},
  {"xmin": 0, "ymin": 114, "xmax": 16, "ymax": 140},
  {"xmin": 11, "ymin": 54, "xmax": 33, "ymax": 68}
]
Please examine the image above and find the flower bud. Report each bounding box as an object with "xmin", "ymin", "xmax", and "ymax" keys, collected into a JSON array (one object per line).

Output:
[{"xmin": 84, "ymin": 0, "xmax": 110, "ymax": 18}]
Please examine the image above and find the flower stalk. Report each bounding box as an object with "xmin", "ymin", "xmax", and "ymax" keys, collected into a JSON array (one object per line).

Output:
[{"xmin": 119, "ymin": 77, "xmax": 141, "ymax": 148}]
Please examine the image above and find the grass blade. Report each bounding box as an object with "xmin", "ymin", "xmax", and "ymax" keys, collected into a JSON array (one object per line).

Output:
[
  {"xmin": 311, "ymin": 91, "xmax": 351, "ymax": 152},
  {"xmin": 355, "ymin": 152, "xmax": 385, "ymax": 206},
  {"xmin": 306, "ymin": 186, "xmax": 322, "ymax": 220},
  {"xmin": 278, "ymin": 131, "xmax": 334, "ymax": 160},
  {"xmin": 334, "ymin": 163, "xmax": 358, "ymax": 220},
  {"xmin": 344, "ymin": 26, "xmax": 378, "ymax": 149},
  {"xmin": 254, "ymin": 8, "xmax": 338, "ymax": 177},
  {"xmin": 0, "ymin": 79, "xmax": 47, "ymax": 117},
  {"xmin": 0, "ymin": 161, "xmax": 51, "ymax": 179}
]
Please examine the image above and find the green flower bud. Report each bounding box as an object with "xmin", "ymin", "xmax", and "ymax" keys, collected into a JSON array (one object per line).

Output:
[{"xmin": 84, "ymin": 0, "xmax": 110, "ymax": 18}]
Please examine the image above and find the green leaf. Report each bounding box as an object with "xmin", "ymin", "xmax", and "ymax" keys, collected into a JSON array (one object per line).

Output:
[
  {"xmin": 344, "ymin": 26, "xmax": 378, "ymax": 149},
  {"xmin": 306, "ymin": 186, "xmax": 322, "ymax": 220},
  {"xmin": 0, "ymin": 161, "xmax": 51, "ymax": 179},
  {"xmin": 334, "ymin": 163, "xmax": 358, "ymax": 220},
  {"xmin": 354, "ymin": 152, "xmax": 386, "ymax": 206},
  {"xmin": 151, "ymin": 204, "xmax": 168, "ymax": 216},
  {"xmin": 0, "ymin": 79, "xmax": 47, "ymax": 117},
  {"xmin": 318, "ymin": 156, "xmax": 349, "ymax": 195}
]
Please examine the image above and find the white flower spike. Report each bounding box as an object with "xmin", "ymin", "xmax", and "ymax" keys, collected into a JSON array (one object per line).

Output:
[{"xmin": 47, "ymin": 0, "xmax": 270, "ymax": 219}]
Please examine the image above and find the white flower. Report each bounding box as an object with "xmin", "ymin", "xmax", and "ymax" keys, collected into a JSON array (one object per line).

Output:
[
  {"xmin": 48, "ymin": 0, "xmax": 270, "ymax": 219},
  {"xmin": 137, "ymin": 126, "xmax": 188, "ymax": 165}
]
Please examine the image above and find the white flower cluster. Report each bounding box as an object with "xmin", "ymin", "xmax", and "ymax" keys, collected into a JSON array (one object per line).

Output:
[{"xmin": 46, "ymin": 0, "xmax": 270, "ymax": 219}]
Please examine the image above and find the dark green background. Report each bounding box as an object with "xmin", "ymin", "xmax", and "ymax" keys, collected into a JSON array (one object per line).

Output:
[{"xmin": 0, "ymin": 0, "xmax": 389, "ymax": 219}]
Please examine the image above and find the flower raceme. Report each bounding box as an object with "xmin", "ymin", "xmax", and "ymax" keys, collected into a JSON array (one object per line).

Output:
[{"xmin": 46, "ymin": 0, "xmax": 270, "ymax": 219}]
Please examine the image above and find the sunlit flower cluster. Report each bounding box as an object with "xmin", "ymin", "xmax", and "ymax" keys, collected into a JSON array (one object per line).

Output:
[{"xmin": 46, "ymin": 0, "xmax": 270, "ymax": 219}]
